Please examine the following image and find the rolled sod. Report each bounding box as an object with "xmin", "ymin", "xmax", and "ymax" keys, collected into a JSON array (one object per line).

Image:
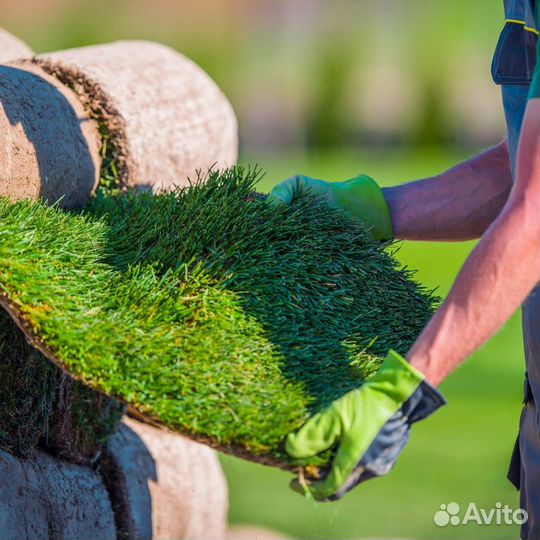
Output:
[
  {"xmin": 0, "ymin": 447, "xmax": 116, "ymax": 539},
  {"xmin": 36, "ymin": 41, "xmax": 238, "ymax": 193},
  {"xmin": 0, "ymin": 50, "xmax": 120, "ymax": 460},
  {"xmin": 0, "ymin": 38, "xmax": 239, "ymax": 463},
  {"xmin": 0, "ymin": 62, "xmax": 101, "ymax": 209},
  {"xmin": 0, "ymin": 40, "xmax": 237, "ymax": 208},
  {"xmin": 0, "ymin": 167, "xmax": 437, "ymax": 470},
  {"xmin": 106, "ymin": 417, "xmax": 228, "ymax": 540}
]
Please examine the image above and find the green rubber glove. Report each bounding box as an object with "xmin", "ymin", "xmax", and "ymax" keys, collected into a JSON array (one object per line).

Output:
[
  {"xmin": 285, "ymin": 350, "xmax": 446, "ymax": 501},
  {"xmin": 267, "ymin": 174, "xmax": 393, "ymax": 240}
]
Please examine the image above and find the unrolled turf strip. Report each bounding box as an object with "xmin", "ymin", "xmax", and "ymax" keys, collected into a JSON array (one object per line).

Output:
[{"xmin": 0, "ymin": 167, "xmax": 437, "ymax": 470}]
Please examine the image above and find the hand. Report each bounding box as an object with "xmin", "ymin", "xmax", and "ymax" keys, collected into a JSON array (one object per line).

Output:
[
  {"xmin": 267, "ymin": 174, "xmax": 393, "ymax": 240},
  {"xmin": 285, "ymin": 350, "xmax": 446, "ymax": 500}
]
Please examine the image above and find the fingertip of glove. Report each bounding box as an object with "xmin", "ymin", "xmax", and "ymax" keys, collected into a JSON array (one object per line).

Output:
[
  {"xmin": 284, "ymin": 430, "xmax": 319, "ymax": 459},
  {"xmin": 284, "ymin": 432, "xmax": 301, "ymax": 457}
]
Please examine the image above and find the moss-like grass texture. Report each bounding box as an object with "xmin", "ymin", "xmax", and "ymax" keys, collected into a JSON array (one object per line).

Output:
[{"xmin": 0, "ymin": 167, "xmax": 436, "ymax": 468}]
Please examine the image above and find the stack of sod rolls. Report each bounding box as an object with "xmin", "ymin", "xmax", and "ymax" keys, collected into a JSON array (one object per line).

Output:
[
  {"xmin": 0, "ymin": 167, "xmax": 437, "ymax": 471},
  {"xmin": 1, "ymin": 40, "xmax": 237, "ymax": 208},
  {"xmin": 0, "ymin": 31, "xmax": 236, "ymax": 539},
  {"xmin": 0, "ymin": 32, "xmax": 238, "ymax": 470},
  {"xmin": 35, "ymin": 41, "xmax": 238, "ymax": 193},
  {"xmin": 0, "ymin": 28, "xmax": 123, "ymax": 465}
]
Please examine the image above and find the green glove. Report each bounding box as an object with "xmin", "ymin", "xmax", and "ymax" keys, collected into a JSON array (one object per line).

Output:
[
  {"xmin": 285, "ymin": 350, "xmax": 446, "ymax": 501},
  {"xmin": 267, "ymin": 174, "xmax": 393, "ymax": 240}
]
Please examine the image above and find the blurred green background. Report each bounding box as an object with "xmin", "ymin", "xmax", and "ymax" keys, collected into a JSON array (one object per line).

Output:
[{"xmin": 2, "ymin": 1, "xmax": 524, "ymax": 538}]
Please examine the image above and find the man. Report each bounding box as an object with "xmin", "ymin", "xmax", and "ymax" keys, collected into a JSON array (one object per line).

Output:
[{"xmin": 268, "ymin": 2, "xmax": 540, "ymax": 538}]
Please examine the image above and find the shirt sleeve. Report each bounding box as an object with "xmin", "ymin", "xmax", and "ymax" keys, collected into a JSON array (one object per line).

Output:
[{"xmin": 528, "ymin": 5, "xmax": 540, "ymax": 99}]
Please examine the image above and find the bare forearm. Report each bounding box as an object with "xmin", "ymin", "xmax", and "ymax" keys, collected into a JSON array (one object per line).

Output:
[
  {"xmin": 407, "ymin": 102, "xmax": 540, "ymax": 386},
  {"xmin": 408, "ymin": 201, "xmax": 539, "ymax": 385},
  {"xmin": 383, "ymin": 142, "xmax": 513, "ymax": 241}
]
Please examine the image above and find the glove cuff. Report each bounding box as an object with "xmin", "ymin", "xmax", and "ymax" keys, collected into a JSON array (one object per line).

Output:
[
  {"xmin": 339, "ymin": 175, "xmax": 393, "ymax": 240},
  {"xmin": 409, "ymin": 379, "xmax": 447, "ymax": 423},
  {"xmin": 369, "ymin": 349, "xmax": 446, "ymax": 413},
  {"xmin": 382, "ymin": 349, "xmax": 446, "ymax": 422}
]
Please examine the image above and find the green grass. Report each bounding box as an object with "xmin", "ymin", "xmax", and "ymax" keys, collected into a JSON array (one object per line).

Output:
[
  {"xmin": 0, "ymin": 167, "xmax": 435, "ymax": 468},
  {"xmin": 0, "ymin": 285, "xmax": 125, "ymax": 462},
  {"xmin": 221, "ymin": 150, "xmax": 523, "ymax": 539}
]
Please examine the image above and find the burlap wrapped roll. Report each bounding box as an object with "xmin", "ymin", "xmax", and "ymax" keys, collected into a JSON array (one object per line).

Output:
[
  {"xmin": 37, "ymin": 41, "xmax": 238, "ymax": 192},
  {"xmin": 105, "ymin": 416, "xmax": 228, "ymax": 540},
  {"xmin": 0, "ymin": 448, "xmax": 116, "ymax": 539},
  {"xmin": 0, "ymin": 62, "xmax": 101, "ymax": 208},
  {"xmin": 0, "ymin": 28, "xmax": 33, "ymax": 63}
]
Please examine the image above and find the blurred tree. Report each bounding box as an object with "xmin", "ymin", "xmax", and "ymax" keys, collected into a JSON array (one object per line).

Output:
[
  {"xmin": 307, "ymin": 43, "xmax": 354, "ymax": 150},
  {"xmin": 412, "ymin": 78, "xmax": 450, "ymax": 147}
]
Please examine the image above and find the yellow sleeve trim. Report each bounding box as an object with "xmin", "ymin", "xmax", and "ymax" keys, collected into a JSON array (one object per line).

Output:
[{"xmin": 505, "ymin": 19, "xmax": 540, "ymax": 36}]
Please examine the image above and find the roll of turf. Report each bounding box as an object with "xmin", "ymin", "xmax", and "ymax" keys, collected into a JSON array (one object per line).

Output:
[
  {"xmin": 0, "ymin": 39, "xmax": 238, "ymax": 463},
  {"xmin": 0, "ymin": 61, "xmax": 101, "ymax": 209},
  {"xmin": 36, "ymin": 41, "xmax": 238, "ymax": 193},
  {"xmin": 105, "ymin": 417, "xmax": 228, "ymax": 540},
  {"xmin": 0, "ymin": 36, "xmax": 122, "ymax": 462}
]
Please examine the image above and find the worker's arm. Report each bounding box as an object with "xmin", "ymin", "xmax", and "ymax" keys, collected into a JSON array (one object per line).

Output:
[
  {"xmin": 285, "ymin": 23, "xmax": 539, "ymax": 498},
  {"xmin": 408, "ymin": 99, "xmax": 540, "ymax": 385},
  {"xmin": 268, "ymin": 140, "xmax": 513, "ymax": 242},
  {"xmin": 284, "ymin": 101, "xmax": 539, "ymax": 501},
  {"xmin": 384, "ymin": 141, "xmax": 513, "ymax": 241}
]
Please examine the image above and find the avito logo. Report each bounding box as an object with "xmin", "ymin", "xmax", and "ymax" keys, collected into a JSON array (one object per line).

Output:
[{"xmin": 434, "ymin": 502, "xmax": 528, "ymax": 527}]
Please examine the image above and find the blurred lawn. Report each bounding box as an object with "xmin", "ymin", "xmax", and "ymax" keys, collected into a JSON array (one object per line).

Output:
[{"xmin": 220, "ymin": 148, "xmax": 524, "ymax": 540}]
